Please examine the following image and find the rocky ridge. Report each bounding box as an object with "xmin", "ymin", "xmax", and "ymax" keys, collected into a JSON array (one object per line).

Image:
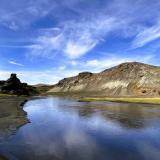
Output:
[{"xmin": 48, "ymin": 62, "xmax": 160, "ymax": 97}]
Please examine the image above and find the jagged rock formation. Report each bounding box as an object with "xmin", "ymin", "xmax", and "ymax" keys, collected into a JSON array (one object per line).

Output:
[
  {"xmin": 0, "ymin": 74, "xmax": 37, "ymax": 96},
  {"xmin": 48, "ymin": 62, "xmax": 160, "ymax": 97}
]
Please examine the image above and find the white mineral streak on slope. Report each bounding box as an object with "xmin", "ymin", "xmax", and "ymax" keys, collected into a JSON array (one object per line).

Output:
[
  {"xmin": 139, "ymin": 76, "xmax": 147, "ymax": 86},
  {"xmin": 48, "ymin": 87, "xmax": 61, "ymax": 92},
  {"xmin": 70, "ymin": 84, "xmax": 86, "ymax": 91},
  {"xmin": 48, "ymin": 84, "xmax": 86, "ymax": 92},
  {"xmin": 102, "ymin": 81, "xmax": 129, "ymax": 89}
]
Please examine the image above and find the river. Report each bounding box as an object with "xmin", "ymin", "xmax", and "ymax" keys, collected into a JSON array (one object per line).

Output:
[{"xmin": 1, "ymin": 96, "xmax": 160, "ymax": 160}]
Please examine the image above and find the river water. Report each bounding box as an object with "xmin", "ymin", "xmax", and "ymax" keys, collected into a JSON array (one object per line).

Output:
[{"xmin": 1, "ymin": 97, "xmax": 160, "ymax": 160}]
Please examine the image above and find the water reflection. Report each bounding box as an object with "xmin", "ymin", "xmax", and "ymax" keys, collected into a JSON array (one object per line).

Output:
[
  {"xmin": 0, "ymin": 97, "xmax": 160, "ymax": 160},
  {"xmin": 58, "ymin": 100, "xmax": 160, "ymax": 129}
]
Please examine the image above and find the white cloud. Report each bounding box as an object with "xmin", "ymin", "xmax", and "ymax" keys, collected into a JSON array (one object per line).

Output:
[
  {"xmin": 86, "ymin": 60, "xmax": 99, "ymax": 66},
  {"xmin": 1, "ymin": 0, "xmax": 160, "ymax": 60},
  {"xmin": 28, "ymin": 16, "xmax": 119, "ymax": 59},
  {"xmin": 64, "ymin": 41, "xmax": 96, "ymax": 59},
  {"xmin": 29, "ymin": 33, "xmax": 63, "ymax": 58},
  {"xmin": 39, "ymin": 27, "xmax": 61, "ymax": 32},
  {"xmin": 0, "ymin": 54, "xmax": 155, "ymax": 85},
  {"xmin": 0, "ymin": 69, "xmax": 81, "ymax": 85},
  {"xmin": 132, "ymin": 23, "xmax": 160, "ymax": 48},
  {"xmin": 70, "ymin": 60, "xmax": 78, "ymax": 66},
  {"xmin": 8, "ymin": 61, "xmax": 24, "ymax": 66},
  {"xmin": 0, "ymin": 0, "xmax": 58, "ymax": 29},
  {"xmin": 59, "ymin": 66, "xmax": 66, "ymax": 70},
  {"xmin": 61, "ymin": 17, "xmax": 118, "ymax": 58}
]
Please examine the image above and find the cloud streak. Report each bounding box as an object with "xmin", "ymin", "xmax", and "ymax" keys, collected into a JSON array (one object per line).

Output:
[
  {"xmin": 28, "ymin": 16, "xmax": 120, "ymax": 59},
  {"xmin": 1, "ymin": 0, "xmax": 160, "ymax": 59},
  {"xmin": 0, "ymin": 0, "xmax": 58, "ymax": 29},
  {"xmin": 132, "ymin": 23, "xmax": 160, "ymax": 48},
  {"xmin": 8, "ymin": 61, "xmax": 24, "ymax": 66}
]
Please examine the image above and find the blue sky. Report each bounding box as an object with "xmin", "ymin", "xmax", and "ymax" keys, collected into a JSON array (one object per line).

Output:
[{"xmin": 0, "ymin": 0, "xmax": 160, "ymax": 84}]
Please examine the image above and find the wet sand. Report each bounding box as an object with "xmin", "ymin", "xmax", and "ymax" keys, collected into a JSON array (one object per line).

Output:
[
  {"xmin": 0, "ymin": 96, "xmax": 29, "ymax": 159},
  {"xmin": 0, "ymin": 96, "xmax": 29, "ymax": 140}
]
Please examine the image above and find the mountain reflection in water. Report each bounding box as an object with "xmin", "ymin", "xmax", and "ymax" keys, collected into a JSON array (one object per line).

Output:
[{"xmin": 0, "ymin": 97, "xmax": 160, "ymax": 160}]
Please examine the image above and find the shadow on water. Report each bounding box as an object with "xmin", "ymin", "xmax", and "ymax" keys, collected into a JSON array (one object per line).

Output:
[{"xmin": 0, "ymin": 97, "xmax": 160, "ymax": 160}]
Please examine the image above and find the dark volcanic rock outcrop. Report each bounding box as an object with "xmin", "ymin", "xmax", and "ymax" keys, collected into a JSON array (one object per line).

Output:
[
  {"xmin": 48, "ymin": 62, "xmax": 160, "ymax": 97},
  {"xmin": 1, "ymin": 74, "xmax": 37, "ymax": 95}
]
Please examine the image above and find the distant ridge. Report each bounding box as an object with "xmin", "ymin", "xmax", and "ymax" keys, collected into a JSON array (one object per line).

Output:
[{"xmin": 48, "ymin": 62, "xmax": 160, "ymax": 97}]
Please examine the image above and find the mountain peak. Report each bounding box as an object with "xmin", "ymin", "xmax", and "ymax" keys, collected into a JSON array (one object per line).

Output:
[{"xmin": 102, "ymin": 62, "xmax": 158, "ymax": 74}]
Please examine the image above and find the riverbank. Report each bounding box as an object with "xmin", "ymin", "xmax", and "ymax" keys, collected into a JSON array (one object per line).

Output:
[
  {"xmin": 0, "ymin": 96, "xmax": 29, "ymax": 140},
  {"xmin": 47, "ymin": 92, "xmax": 160, "ymax": 105},
  {"xmin": 79, "ymin": 97, "xmax": 160, "ymax": 105},
  {"xmin": 0, "ymin": 96, "xmax": 36, "ymax": 159}
]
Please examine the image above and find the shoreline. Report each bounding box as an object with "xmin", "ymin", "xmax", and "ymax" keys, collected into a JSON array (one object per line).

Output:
[
  {"xmin": 79, "ymin": 97, "xmax": 160, "ymax": 105},
  {"xmin": 0, "ymin": 96, "xmax": 29, "ymax": 140},
  {"xmin": 45, "ymin": 92, "xmax": 160, "ymax": 105}
]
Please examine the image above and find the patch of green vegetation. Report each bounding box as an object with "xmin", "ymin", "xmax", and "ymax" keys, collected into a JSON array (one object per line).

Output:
[
  {"xmin": 0, "ymin": 93, "xmax": 30, "ymax": 98},
  {"xmin": 0, "ymin": 93, "xmax": 16, "ymax": 97},
  {"xmin": 80, "ymin": 97, "xmax": 160, "ymax": 105}
]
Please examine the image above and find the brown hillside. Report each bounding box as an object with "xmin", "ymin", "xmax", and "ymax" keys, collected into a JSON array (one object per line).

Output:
[{"xmin": 48, "ymin": 62, "xmax": 160, "ymax": 97}]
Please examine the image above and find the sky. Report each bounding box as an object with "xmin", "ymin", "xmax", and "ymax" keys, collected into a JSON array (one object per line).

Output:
[{"xmin": 0, "ymin": 0, "xmax": 160, "ymax": 84}]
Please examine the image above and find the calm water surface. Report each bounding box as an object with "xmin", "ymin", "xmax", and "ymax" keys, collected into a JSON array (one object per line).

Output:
[{"xmin": 1, "ymin": 97, "xmax": 160, "ymax": 160}]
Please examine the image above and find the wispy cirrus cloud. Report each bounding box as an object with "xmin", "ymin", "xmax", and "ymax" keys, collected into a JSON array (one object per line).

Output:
[
  {"xmin": 1, "ymin": 0, "xmax": 160, "ymax": 59},
  {"xmin": 62, "ymin": 17, "xmax": 118, "ymax": 58},
  {"xmin": 8, "ymin": 61, "xmax": 24, "ymax": 66},
  {"xmin": 26, "ymin": 0, "xmax": 160, "ymax": 59},
  {"xmin": 0, "ymin": 0, "xmax": 58, "ymax": 29},
  {"xmin": 132, "ymin": 22, "xmax": 160, "ymax": 49},
  {"xmin": 28, "ymin": 16, "xmax": 120, "ymax": 59}
]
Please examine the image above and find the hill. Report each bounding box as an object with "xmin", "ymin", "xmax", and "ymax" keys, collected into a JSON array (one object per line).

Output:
[
  {"xmin": 48, "ymin": 62, "xmax": 160, "ymax": 97},
  {"xmin": 33, "ymin": 84, "xmax": 53, "ymax": 94}
]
